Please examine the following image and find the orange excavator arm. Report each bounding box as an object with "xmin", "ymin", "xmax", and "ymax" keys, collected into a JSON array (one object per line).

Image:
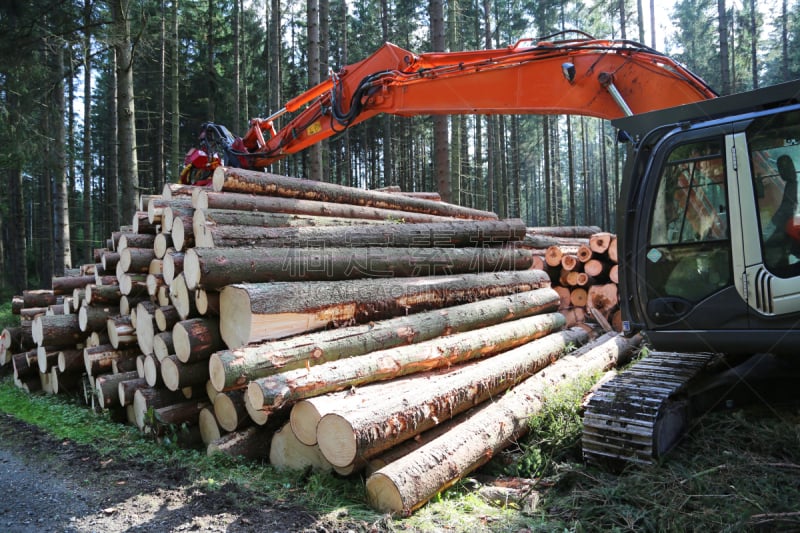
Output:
[{"xmin": 193, "ymin": 35, "xmax": 717, "ymax": 172}]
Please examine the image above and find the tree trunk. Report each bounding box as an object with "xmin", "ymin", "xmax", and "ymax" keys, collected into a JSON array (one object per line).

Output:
[
  {"xmin": 195, "ymin": 190, "xmax": 454, "ymax": 223},
  {"xmin": 270, "ymin": 422, "xmax": 333, "ymax": 471},
  {"xmin": 207, "ymin": 425, "xmax": 275, "ymax": 460},
  {"xmin": 210, "ymin": 288, "xmax": 559, "ymax": 392},
  {"xmin": 84, "ymin": 344, "xmax": 140, "ymax": 376},
  {"xmin": 365, "ymin": 332, "xmax": 641, "ymax": 514},
  {"xmin": 307, "ymin": 0, "xmax": 323, "ymax": 181},
  {"xmin": 52, "ymin": 44, "xmax": 72, "ymax": 276},
  {"xmin": 195, "ymin": 218, "xmax": 523, "ymax": 250},
  {"xmin": 247, "ymin": 312, "xmax": 566, "ymax": 412},
  {"xmin": 160, "ymin": 355, "xmax": 210, "ymax": 391},
  {"xmin": 32, "ymin": 314, "xmax": 82, "ymax": 347},
  {"xmin": 219, "ymin": 269, "xmax": 551, "ymax": 348},
  {"xmin": 718, "ymin": 0, "xmax": 730, "ymax": 95},
  {"xmin": 184, "ymin": 246, "xmax": 535, "ymax": 290},
  {"xmin": 79, "ymin": 305, "xmax": 120, "ymax": 332},
  {"xmin": 96, "ymin": 370, "xmax": 139, "ymax": 408},
  {"xmin": 83, "ymin": 0, "xmax": 94, "ymax": 262},
  {"xmin": 315, "ymin": 328, "xmax": 590, "ymax": 468},
  {"xmin": 211, "ymin": 167, "xmax": 497, "ymax": 220},
  {"xmin": 194, "ymin": 209, "xmax": 388, "ymax": 235},
  {"xmin": 169, "ymin": 0, "xmax": 180, "ymax": 182},
  {"xmin": 112, "ymin": 0, "xmax": 140, "ymax": 223}
]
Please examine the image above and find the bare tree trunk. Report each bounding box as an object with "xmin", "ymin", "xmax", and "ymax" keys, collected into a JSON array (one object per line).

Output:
[
  {"xmin": 749, "ymin": 0, "xmax": 758, "ymax": 89},
  {"xmin": 52, "ymin": 44, "xmax": 71, "ymax": 276},
  {"xmin": 109, "ymin": 49, "xmax": 120, "ymax": 231},
  {"xmin": 430, "ymin": 0, "xmax": 449, "ymax": 203},
  {"xmin": 112, "ymin": 0, "xmax": 140, "ymax": 225},
  {"xmin": 649, "ymin": 0, "xmax": 656, "ymax": 48},
  {"xmin": 718, "ymin": 0, "xmax": 730, "ymax": 95},
  {"xmin": 781, "ymin": 0, "xmax": 789, "ymax": 81},
  {"xmin": 636, "ymin": 0, "xmax": 644, "ymax": 43},
  {"xmin": 307, "ymin": 0, "xmax": 322, "ymax": 181},
  {"xmin": 206, "ymin": 0, "xmax": 215, "ymax": 121},
  {"xmin": 156, "ymin": 0, "xmax": 166, "ymax": 192},
  {"xmin": 170, "ymin": 0, "xmax": 180, "ymax": 183},
  {"xmin": 83, "ymin": 0, "xmax": 93, "ymax": 264},
  {"xmin": 233, "ymin": 0, "xmax": 241, "ymax": 130}
]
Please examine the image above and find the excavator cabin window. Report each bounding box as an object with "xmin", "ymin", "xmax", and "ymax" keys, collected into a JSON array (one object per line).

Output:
[
  {"xmin": 747, "ymin": 110, "xmax": 800, "ymax": 278},
  {"xmin": 646, "ymin": 139, "xmax": 732, "ymax": 306}
]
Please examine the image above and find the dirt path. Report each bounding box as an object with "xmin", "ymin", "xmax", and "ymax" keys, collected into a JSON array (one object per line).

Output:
[{"xmin": 0, "ymin": 414, "xmax": 369, "ymax": 532}]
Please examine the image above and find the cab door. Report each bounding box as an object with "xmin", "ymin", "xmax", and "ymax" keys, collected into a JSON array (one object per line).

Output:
[{"xmin": 728, "ymin": 109, "xmax": 800, "ymax": 335}]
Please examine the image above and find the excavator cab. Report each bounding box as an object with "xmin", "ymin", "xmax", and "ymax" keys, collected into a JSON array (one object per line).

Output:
[{"xmin": 616, "ymin": 80, "xmax": 800, "ymax": 355}]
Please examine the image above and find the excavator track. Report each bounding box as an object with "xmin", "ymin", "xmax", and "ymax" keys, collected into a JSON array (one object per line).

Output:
[{"xmin": 582, "ymin": 351, "xmax": 716, "ymax": 466}]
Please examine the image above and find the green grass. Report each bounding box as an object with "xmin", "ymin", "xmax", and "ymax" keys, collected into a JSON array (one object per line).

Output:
[{"xmin": 0, "ymin": 300, "xmax": 17, "ymax": 330}]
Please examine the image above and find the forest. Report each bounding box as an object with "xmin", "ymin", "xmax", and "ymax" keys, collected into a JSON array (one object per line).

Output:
[{"xmin": 0, "ymin": 0, "xmax": 798, "ymax": 294}]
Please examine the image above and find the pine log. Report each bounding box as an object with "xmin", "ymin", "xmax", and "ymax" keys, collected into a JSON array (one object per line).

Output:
[
  {"xmin": 545, "ymin": 245, "xmax": 581, "ymax": 268},
  {"xmin": 570, "ymin": 288, "xmax": 589, "ymax": 307},
  {"xmin": 219, "ymin": 269, "xmax": 551, "ymax": 348},
  {"xmin": 146, "ymin": 274, "xmax": 165, "ymax": 297},
  {"xmin": 85, "ymin": 284, "xmax": 123, "ymax": 305},
  {"xmin": 2, "ymin": 326, "xmax": 32, "ymax": 354},
  {"xmin": 31, "ymin": 314, "xmax": 83, "ymax": 347},
  {"xmin": 212, "ymin": 166, "xmax": 498, "ymax": 220},
  {"xmin": 154, "ymin": 399, "xmax": 208, "ymax": 426},
  {"xmin": 118, "ymin": 273, "xmax": 148, "ymax": 297},
  {"xmin": 169, "ymin": 211, "xmax": 195, "ymax": 251},
  {"xmin": 135, "ymin": 301, "xmax": 158, "ymax": 356},
  {"xmin": 583, "ymin": 258, "xmax": 610, "ymax": 278},
  {"xmin": 143, "ymin": 354, "xmax": 162, "ymax": 387},
  {"xmin": 154, "ymin": 234, "xmax": 173, "ymax": 259},
  {"xmin": 107, "ymin": 315, "xmax": 136, "ymax": 349},
  {"xmin": 210, "ymin": 288, "xmax": 559, "ymax": 392},
  {"xmin": 589, "ymin": 232, "xmax": 614, "ymax": 254},
  {"xmin": 119, "ymin": 295, "xmax": 148, "ymax": 316},
  {"xmin": 148, "ymin": 196, "xmax": 193, "ymax": 224},
  {"xmin": 269, "ymin": 422, "xmax": 333, "ymax": 472},
  {"xmin": 161, "ymin": 355, "xmax": 209, "ymax": 391},
  {"xmin": 608, "ymin": 236, "xmax": 618, "ymax": 263},
  {"xmin": 609, "ymin": 264, "xmax": 619, "ymax": 284},
  {"xmin": 133, "ymin": 387, "xmax": 190, "ymax": 430},
  {"xmin": 117, "ymin": 233, "xmax": 156, "ymax": 252},
  {"xmin": 194, "ymin": 218, "xmax": 525, "ymax": 249},
  {"xmin": 153, "ymin": 331, "xmax": 174, "ymax": 361},
  {"xmin": 155, "ymin": 305, "xmax": 181, "ymax": 332},
  {"xmin": 207, "ymin": 426, "xmax": 275, "ymax": 460},
  {"xmin": 198, "ymin": 407, "xmax": 222, "ymax": 445},
  {"xmin": 173, "ymin": 318, "xmax": 223, "ymax": 363},
  {"xmin": 96, "ymin": 371, "xmax": 139, "ymax": 409},
  {"xmin": 247, "ymin": 312, "xmax": 566, "ymax": 412},
  {"xmin": 51, "ymin": 367, "xmax": 82, "ymax": 395},
  {"xmin": 365, "ymin": 332, "xmax": 640, "ymax": 515},
  {"xmin": 163, "ymin": 251, "xmax": 184, "ymax": 286},
  {"xmin": 84, "ymin": 344, "xmax": 140, "ymax": 376},
  {"xmin": 19, "ymin": 307, "xmax": 47, "ymax": 321},
  {"xmin": 213, "ymin": 390, "xmax": 250, "ymax": 432},
  {"xmin": 576, "ymin": 244, "xmax": 593, "ymax": 263},
  {"xmin": 314, "ymin": 328, "xmax": 590, "ymax": 468},
  {"xmin": 120, "ymin": 247, "xmax": 156, "ymax": 274},
  {"xmin": 169, "ymin": 274, "xmax": 197, "ymax": 320},
  {"xmin": 193, "ymin": 209, "xmax": 389, "ymax": 239},
  {"xmin": 118, "ymin": 377, "xmax": 150, "ymax": 407},
  {"xmin": 587, "ymin": 284, "xmax": 619, "ymax": 319},
  {"xmin": 526, "ymin": 225, "xmax": 602, "ymax": 238},
  {"xmin": 520, "ymin": 235, "xmax": 590, "ymax": 249},
  {"xmin": 36, "ymin": 347, "xmax": 60, "ymax": 374},
  {"xmin": 57, "ymin": 348, "xmax": 84, "ymax": 373},
  {"xmin": 163, "ymin": 183, "xmax": 198, "ymax": 200},
  {"xmin": 184, "ymin": 246, "xmax": 536, "ymax": 290},
  {"xmin": 23, "ymin": 289, "xmax": 58, "ymax": 309},
  {"xmin": 102, "ymin": 252, "xmax": 121, "ymax": 271},
  {"xmin": 163, "ymin": 205, "xmax": 194, "ymax": 237},
  {"xmin": 79, "ymin": 305, "xmax": 120, "ymax": 333},
  {"xmin": 156, "ymin": 286, "xmax": 171, "ymax": 307},
  {"xmin": 132, "ymin": 210, "xmax": 158, "ymax": 234},
  {"xmin": 194, "ymin": 189, "xmax": 455, "ymax": 223},
  {"xmin": 52, "ymin": 275, "xmax": 95, "ymax": 296},
  {"xmin": 195, "ymin": 289, "xmax": 220, "ymax": 316},
  {"xmin": 245, "ymin": 401, "xmax": 270, "ymax": 426},
  {"xmin": 112, "ymin": 355, "xmax": 138, "ymax": 374},
  {"xmin": 11, "ymin": 296, "xmax": 23, "ymax": 315},
  {"xmin": 94, "ymin": 274, "xmax": 119, "ymax": 286}
]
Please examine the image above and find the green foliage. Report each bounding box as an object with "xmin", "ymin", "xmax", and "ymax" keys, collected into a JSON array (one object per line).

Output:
[{"xmin": 0, "ymin": 301, "xmax": 17, "ymax": 330}]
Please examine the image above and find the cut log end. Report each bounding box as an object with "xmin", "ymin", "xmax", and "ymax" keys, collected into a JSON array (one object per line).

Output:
[
  {"xmin": 316, "ymin": 413, "xmax": 357, "ymax": 468},
  {"xmin": 365, "ymin": 473, "xmax": 406, "ymax": 515},
  {"xmin": 290, "ymin": 400, "xmax": 323, "ymax": 446}
]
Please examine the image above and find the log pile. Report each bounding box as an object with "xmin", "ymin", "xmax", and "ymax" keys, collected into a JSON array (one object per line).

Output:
[{"xmin": 1, "ymin": 166, "xmax": 630, "ymax": 514}]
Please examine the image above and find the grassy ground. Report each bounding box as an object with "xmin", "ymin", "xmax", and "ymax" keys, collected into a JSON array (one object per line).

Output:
[{"xmin": 1, "ymin": 364, "xmax": 797, "ymax": 532}]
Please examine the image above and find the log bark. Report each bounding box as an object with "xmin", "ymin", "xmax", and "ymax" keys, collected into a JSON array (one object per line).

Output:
[
  {"xmin": 107, "ymin": 315, "xmax": 136, "ymax": 348},
  {"xmin": 36, "ymin": 346, "xmax": 60, "ymax": 374},
  {"xmin": 84, "ymin": 344, "xmax": 140, "ymax": 376},
  {"xmin": 132, "ymin": 210, "xmax": 158, "ymax": 234},
  {"xmin": 195, "ymin": 189, "xmax": 455, "ymax": 223},
  {"xmin": 314, "ymin": 328, "xmax": 590, "ymax": 468},
  {"xmin": 155, "ymin": 305, "xmax": 180, "ymax": 332},
  {"xmin": 219, "ymin": 269, "xmax": 551, "ymax": 348},
  {"xmin": 198, "ymin": 407, "xmax": 221, "ymax": 444},
  {"xmin": 195, "ymin": 289, "xmax": 220, "ymax": 316},
  {"xmin": 85, "ymin": 284, "xmax": 123, "ymax": 305},
  {"xmin": 135, "ymin": 301, "xmax": 157, "ymax": 356},
  {"xmin": 117, "ymin": 233, "xmax": 157, "ymax": 251},
  {"xmin": 148, "ymin": 196, "xmax": 193, "ymax": 224},
  {"xmin": 133, "ymin": 387, "xmax": 189, "ymax": 430},
  {"xmin": 23, "ymin": 289, "xmax": 58, "ymax": 309},
  {"xmin": 161, "ymin": 355, "xmax": 210, "ymax": 391},
  {"xmin": 207, "ymin": 426, "xmax": 275, "ymax": 460},
  {"xmin": 143, "ymin": 354, "xmax": 161, "ymax": 387},
  {"xmin": 102, "ymin": 252, "xmax": 121, "ymax": 271},
  {"xmin": 184, "ymin": 246, "xmax": 536, "ymax": 290},
  {"xmin": 194, "ymin": 209, "xmax": 389, "ymax": 238},
  {"xmin": 545, "ymin": 245, "xmax": 581, "ymax": 268},
  {"xmin": 365, "ymin": 332, "xmax": 641, "ymax": 515},
  {"xmin": 154, "ymin": 399, "xmax": 208, "ymax": 426},
  {"xmin": 95, "ymin": 371, "xmax": 139, "ymax": 408},
  {"xmin": 79, "ymin": 305, "xmax": 120, "ymax": 332},
  {"xmin": 169, "ymin": 274, "xmax": 197, "ymax": 320},
  {"xmin": 210, "ymin": 288, "xmax": 559, "ymax": 392},
  {"xmin": 587, "ymin": 284, "xmax": 619, "ymax": 319},
  {"xmin": 118, "ymin": 377, "xmax": 150, "ymax": 407},
  {"xmin": 57, "ymin": 348, "xmax": 84, "ymax": 373},
  {"xmin": 212, "ymin": 167, "xmax": 498, "ymax": 220},
  {"xmin": 526, "ymin": 225, "xmax": 602, "ymax": 238},
  {"xmin": 153, "ymin": 331, "xmax": 174, "ymax": 361},
  {"xmin": 162, "ymin": 251, "xmax": 184, "ymax": 286},
  {"xmin": 154, "ymin": 234, "xmax": 173, "ymax": 259},
  {"xmin": 172, "ymin": 318, "xmax": 223, "ymax": 363},
  {"xmin": 32, "ymin": 314, "xmax": 83, "ymax": 347},
  {"xmin": 120, "ymin": 247, "xmax": 156, "ymax": 274},
  {"xmin": 247, "ymin": 312, "xmax": 566, "ymax": 412},
  {"xmin": 194, "ymin": 218, "xmax": 525, "ymax": 249},
  {"xmin": 52, "ymin": 274, "xmax": 95, "ymax": 295}
]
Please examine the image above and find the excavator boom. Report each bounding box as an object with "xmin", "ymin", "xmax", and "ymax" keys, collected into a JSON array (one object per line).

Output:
[{"xmin": 205, "ymin": 36, "xmax": 716, "ymax": 170}]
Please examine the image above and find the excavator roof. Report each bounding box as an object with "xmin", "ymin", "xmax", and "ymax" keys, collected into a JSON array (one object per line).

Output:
[{"xmin": 612, "ymin": 79, "xmax": 800, "ymax": 140}]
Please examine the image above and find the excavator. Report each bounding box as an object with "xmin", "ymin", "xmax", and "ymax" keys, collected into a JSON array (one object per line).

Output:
[{"xmin": 184, "ymin": 32, "xmax": 800, "ymax": 465}]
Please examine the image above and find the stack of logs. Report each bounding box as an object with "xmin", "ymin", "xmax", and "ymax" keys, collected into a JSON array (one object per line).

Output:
[{"xmin": 1, "ymin": 166, "xmax": 634, "ymax": 515}]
